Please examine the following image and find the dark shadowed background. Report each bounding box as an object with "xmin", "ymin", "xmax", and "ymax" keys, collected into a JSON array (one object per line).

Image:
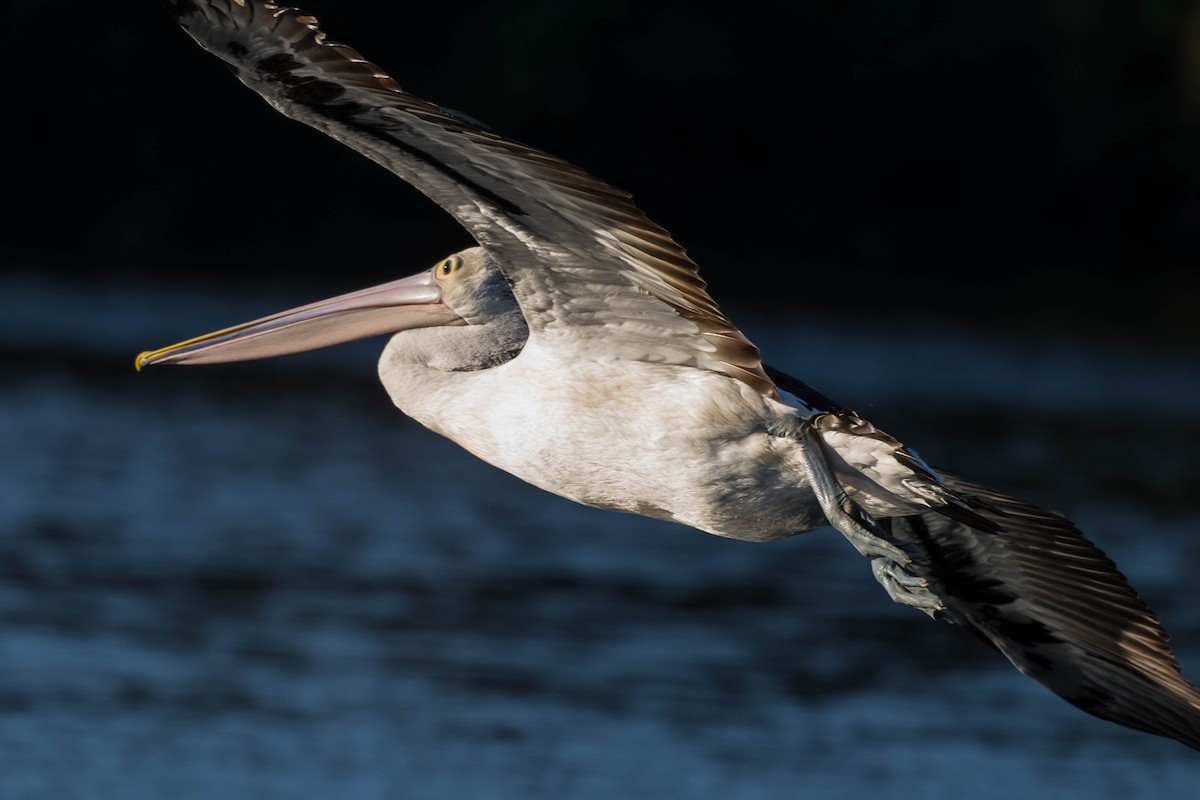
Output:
[
  {"xmin": 8, "ymin": 0, "xmax": 1200, "ymax": 343},
  {"xmin": 3, "ymin": 3, "xmax": 1200, "ymax": 799}
]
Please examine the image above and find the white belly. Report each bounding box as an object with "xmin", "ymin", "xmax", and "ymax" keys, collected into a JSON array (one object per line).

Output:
[{"xmin": 380, "ymin": 342, "xmax": 826, "ymax": 541}]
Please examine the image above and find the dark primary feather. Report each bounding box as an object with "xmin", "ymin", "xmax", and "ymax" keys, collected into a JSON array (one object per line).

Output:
[
  {"xmin": 769, "ymin": 364, "xmax": 1200, "ymax": 748},
  {"xmin": 884, "ymin": 478, "xmax": 1200, "ymax": 749}
]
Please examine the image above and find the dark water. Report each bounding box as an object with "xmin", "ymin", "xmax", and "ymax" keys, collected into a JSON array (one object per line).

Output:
[{"xmin": 2, "ymin": 271, "xmax": 1199, "ymax": 799}]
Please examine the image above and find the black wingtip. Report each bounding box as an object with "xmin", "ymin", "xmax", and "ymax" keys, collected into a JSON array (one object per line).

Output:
[{"xmin": 891, "ymin": 476, "xmax": 1200, "ymax": 751}]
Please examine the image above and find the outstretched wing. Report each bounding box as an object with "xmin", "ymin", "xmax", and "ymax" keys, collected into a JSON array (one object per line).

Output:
[
  {"xmin": 769, "ymin": 365, "xmax": 1200, "ymax": 749},
  {"xmin": 883, "ymin": 476, "xmax": 1200, "ymax": 750},
  {"xmin": 163, "ymin": 0, "xmax": 773, "ymax": 394}
]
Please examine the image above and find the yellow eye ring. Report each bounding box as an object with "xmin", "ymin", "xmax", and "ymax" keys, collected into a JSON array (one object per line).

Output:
[{"xmin": 436, "ymin": 255, "xmax": 462, "ymax": 279}]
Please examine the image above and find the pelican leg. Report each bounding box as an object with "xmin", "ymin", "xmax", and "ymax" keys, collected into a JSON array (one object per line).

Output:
[
  {"xmin": 871, "ymin": 558, "xmax": 944, "ymax": 619},
  {"xmin": 772, "ymin": 416, "xmax": 946, "ymax": 616},
  {"xmin": 775, "ymin": 416, "xmax": 912, "ymax": 563}
]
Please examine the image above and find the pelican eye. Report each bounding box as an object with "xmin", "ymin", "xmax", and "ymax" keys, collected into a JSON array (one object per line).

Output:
[{"xmin": 436, "ymin": 256, "xmax": 462, "ymax": 279}]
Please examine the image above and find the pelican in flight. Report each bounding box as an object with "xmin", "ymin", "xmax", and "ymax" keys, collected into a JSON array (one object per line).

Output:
[{"xmin": 140, "ymin": 0, "xmax": 1200, "ymax": 750}]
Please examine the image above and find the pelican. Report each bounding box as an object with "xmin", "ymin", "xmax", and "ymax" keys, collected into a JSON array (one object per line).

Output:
[{"xmin": 139, "ymin": 0, "xmax": 1200, "ymax": 750}]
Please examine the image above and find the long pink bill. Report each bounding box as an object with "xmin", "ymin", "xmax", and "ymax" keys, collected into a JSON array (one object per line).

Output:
[{"xmin": 135, "ymin": 270, "xmax": 462, "ymax": 370}]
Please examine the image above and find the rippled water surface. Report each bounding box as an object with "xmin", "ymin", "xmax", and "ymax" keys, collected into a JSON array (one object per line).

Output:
[{"xmin": 1, "ymin": 272, "xmax": 1198, "ymax": 799}]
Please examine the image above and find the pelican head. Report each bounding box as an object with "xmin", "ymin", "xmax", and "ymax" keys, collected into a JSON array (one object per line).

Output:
[{"xmin": 135, "ymin": 247, "xmax": 521, "ymax": 370}]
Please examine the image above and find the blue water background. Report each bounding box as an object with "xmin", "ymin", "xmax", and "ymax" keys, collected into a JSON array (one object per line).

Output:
[{"xmin": 1, "ymin": 270, "xmax": 1198, "ymax": 798}]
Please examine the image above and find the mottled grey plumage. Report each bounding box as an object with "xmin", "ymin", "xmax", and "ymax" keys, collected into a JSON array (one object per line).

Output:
[{"xmin": 143, "ymin": 0, "xmax": 1200, "ymax": 750}]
